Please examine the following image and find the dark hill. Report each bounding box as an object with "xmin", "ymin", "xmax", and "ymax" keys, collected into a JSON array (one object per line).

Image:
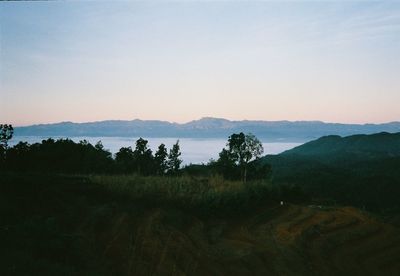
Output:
[
  {"xmin": 281, "ymin": 132, "xmax": 400, "ymax": 161},
  {"xmin": 261, "ymin": 132, "xmax": 400, "ymax": 212}
]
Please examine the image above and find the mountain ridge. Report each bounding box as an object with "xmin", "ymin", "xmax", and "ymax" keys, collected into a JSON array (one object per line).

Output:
[{"xmin": 14, "ymin": 117, "xmax": 400, "ymax": 141}]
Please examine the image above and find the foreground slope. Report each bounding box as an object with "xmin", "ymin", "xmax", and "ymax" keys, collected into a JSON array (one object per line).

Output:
[{"xmin": 1, "ymin": 174, "xmax": 399, "ymax": 275}]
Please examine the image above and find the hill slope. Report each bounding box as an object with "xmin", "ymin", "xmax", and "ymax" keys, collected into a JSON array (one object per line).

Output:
[
  {"xmin": 261, "ymin": 132, "xmax": 400, "ymax": 211},
  {"xmin": 89, "ymin": 204, "xmax": 400, "ymax": 275},
  {"xmin": 281, "ymin": 132, "xmax": 400, "ymax": 161}
]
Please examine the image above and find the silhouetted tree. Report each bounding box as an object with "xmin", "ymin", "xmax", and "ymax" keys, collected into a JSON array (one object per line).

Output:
[
  {"xmin": 154, "ymin": 143, "xmax": 168, "ymax": 175},
  {"xmin": 133, "ymin": 138, "xmax": 154, "ymax": 175},
  {"xmin": 218, "ymin": 132, "xmax": 264, "ymax": 182},
  {"xmin": 0, "ymin": 124, "xmax": 13, "ymax": 160},
  {"xmin": 94, "ymin": 141, "xmax": 109, "ymax": 158},
  {"xmin": 167, "ymin": 140, "xmax": 182, "ymax": 175},
  {"xmin": 92, "ymin": 141, "xmax": 113, "ymax": 171},
  {"xmin": 115, "ymin": 146, "xmax": 135, "ymax": 173},
  {"xmin": 215, "ymin": 148, "xmax": 239, "ymax": 180}
]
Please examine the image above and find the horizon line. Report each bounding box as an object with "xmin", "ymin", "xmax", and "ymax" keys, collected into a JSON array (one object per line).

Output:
[{"xmin": 11, "ymin": 117, "xmax": 400, "ymax": 128}]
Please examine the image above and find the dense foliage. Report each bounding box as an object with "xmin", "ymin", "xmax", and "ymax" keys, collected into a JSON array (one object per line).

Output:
[{"xmin": 0, "ymin": 137, "xmax": 183, "ymax": 175}]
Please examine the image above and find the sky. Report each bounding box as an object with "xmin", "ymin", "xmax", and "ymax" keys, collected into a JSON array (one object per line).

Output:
[{"xmin": 1, "ymin": 1, "xmax": 400, "ymax": 126}]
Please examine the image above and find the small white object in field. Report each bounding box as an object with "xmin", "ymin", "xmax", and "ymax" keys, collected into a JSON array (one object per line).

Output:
[{"xmin": 280, "ymin": 201, "xmax": 284, "ymax": 206}]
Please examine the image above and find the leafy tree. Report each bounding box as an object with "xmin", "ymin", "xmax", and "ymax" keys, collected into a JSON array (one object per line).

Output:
[
  {"xmin": 167, "ymin": 140, "xmax": 182, "ymax": 175},
  {"xmin": 214, "ymin": 148, "xmax": 239, "ymax": 180},
  {"xmin": 95, "ymin": 141, "xmax": 104, "ymax": 151},
  {"xmin": 0, "ymin": 124, "xmax": 14, "ymax": 159},
  {"xmin": 219, "ymin": 132, "xmax": 264, "ymax": 182},
  {"xmin": 115, "ymin": 146, "xmax": 135, "ymax": 173},
  {"xmin": 94, "ymin": 141, "xmax": 112, "ymax": 158},
  {"xmin": 133, "ymin": 138, "xmax": 154, "ymax": 175},
  {"xmin": 92, "ymin": 141, "xmax": 113, "ymax": 170},
  {"xmin": 154, "ymin": 143, "xmax": 168, "ymax": 175}
]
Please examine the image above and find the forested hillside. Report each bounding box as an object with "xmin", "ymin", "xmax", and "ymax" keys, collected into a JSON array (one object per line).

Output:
[{"xmin": 261, "ymin": 132, "xmax": 400, "ymax": 212}]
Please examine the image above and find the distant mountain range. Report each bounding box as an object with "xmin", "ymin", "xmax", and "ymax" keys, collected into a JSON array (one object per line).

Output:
[{"xmin": 14, "ymin": 117, "xmax": 400, "ymax": 142}]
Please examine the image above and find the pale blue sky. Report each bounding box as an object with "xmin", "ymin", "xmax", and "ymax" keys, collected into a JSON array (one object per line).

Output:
[{"xmin": 1, "ymin": 1, "xmax": 400, "ymax": 126}]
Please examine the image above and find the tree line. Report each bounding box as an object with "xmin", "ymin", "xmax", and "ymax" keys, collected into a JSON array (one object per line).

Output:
[
  {"xmin": 114, "ymin": 138, "xmax": 182, "ymax": 175},
  {"xmin": 0, "ymin": 124, "xmax": 270, "ymax": 180},
  {"xmin": 0, "ymin": 138, "xmax": 181, "ymax": 176}
]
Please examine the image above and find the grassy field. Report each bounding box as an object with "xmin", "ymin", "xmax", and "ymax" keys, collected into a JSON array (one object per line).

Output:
[
  {"xmin": 90, "ymin": 174, "xmax": 280, "ymax": 217},
  {"xmin": 1, "ymin": 173, "xmax": 399, "ymax": 275}
]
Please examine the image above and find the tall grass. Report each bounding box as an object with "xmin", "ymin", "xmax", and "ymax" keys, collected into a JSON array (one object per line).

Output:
[{"xmin": 89, "ymin": 174, "xmax": 275, "ymax": 217}]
